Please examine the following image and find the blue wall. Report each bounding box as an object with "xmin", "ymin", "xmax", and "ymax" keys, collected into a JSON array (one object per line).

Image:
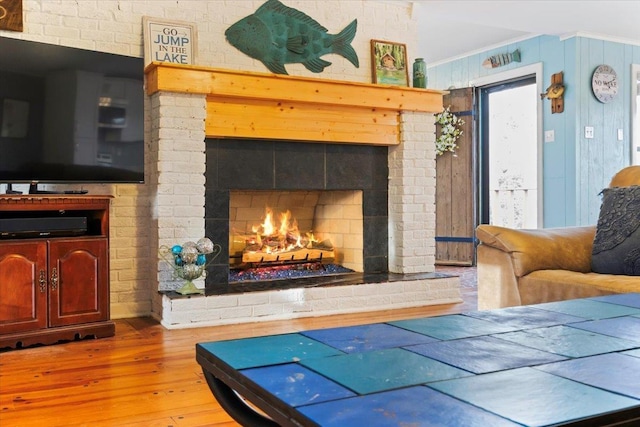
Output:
[{"xmin": 428, "ymin": 35, "xmax": 640, "ymax": 227}]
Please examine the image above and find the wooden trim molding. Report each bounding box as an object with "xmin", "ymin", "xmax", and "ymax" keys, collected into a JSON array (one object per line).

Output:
[{"xmin": 145, "ymin": 63, "xmax": 445, "ymax": 145}]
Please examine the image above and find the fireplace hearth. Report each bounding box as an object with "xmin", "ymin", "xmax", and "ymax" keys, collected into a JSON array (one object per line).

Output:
[{"xmin": 204, "ymin": 138, "xmax": 388, "ymax": 295}]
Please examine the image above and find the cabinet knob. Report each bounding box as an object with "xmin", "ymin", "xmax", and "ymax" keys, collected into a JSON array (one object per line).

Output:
[
  {"xmin": 50, "ymin": 268, "xmax": 58, "ymax": 291},
  {"xmin": 39, "ymin": 269, "xmax": 47, "ymax": 293}
]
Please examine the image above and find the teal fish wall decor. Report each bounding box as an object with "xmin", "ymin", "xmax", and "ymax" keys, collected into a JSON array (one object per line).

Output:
[
  {"xmin": 225, "ymin": 0, "xmax": 359, "ymax": 75},
  {"xmin": 482, "ymin": 49, "xmax": 521, "ymax": 69}
]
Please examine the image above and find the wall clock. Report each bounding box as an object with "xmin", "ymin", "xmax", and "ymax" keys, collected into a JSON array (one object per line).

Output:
[{"xmin": 592, "ymin": 64, "xmax": 619, "ymax": 103}]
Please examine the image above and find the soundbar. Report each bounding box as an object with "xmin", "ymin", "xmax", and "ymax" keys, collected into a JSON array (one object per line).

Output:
[{"xmin": 0, "ymin": 217, "xmax": 87, "ymax": 239}]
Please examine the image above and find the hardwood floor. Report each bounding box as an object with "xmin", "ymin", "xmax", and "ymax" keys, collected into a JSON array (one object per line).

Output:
[{"xmin": 0, "ymin": 286, "xmax": 477, "ymax": 427}]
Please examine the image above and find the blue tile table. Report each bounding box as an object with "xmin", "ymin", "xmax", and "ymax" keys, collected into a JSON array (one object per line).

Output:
[{"xmin": 196, "ymin": 294, "xmax": 640, "ymax": 426}]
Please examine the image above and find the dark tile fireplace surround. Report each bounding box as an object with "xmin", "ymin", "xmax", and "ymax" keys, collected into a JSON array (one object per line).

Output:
[{"xmin": 204, "ymin": 138, "xmax": 389, "ymax": 295}]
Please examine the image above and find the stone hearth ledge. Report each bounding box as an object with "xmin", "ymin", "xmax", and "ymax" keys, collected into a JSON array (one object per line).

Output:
[{"xmin": 156, "ymin": 273, "xmax": 460, "ymax": 329}]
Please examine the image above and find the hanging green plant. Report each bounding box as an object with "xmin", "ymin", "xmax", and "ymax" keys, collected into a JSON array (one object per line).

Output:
[{"xmin": 434, "ymin": 106, "xmax": 465, "ymax": 156}]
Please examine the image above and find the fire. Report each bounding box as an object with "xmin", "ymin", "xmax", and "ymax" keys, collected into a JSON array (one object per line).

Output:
[{"xmin": 247, "ymin": 207, "xmax": 318, "ymax": 255}]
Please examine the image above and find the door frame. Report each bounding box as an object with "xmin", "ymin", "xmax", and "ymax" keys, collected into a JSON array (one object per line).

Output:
[
  {"xmin": 631, "ymin": 64, "xmax": 640, "ymax": 165},
  {"xmin": 470, "ymin": 62, "xmax": 545, "ymax": 228}
]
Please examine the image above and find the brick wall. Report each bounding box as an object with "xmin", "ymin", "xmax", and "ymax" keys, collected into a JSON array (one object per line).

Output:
[
  {"xmin": 315, "ymin": 191, "xmax": 364, "ymax": 271},
  {"xmin": 1, "ymin": 0, "xmax": 419, "ymax": 319},
  {"xmin": 389, "ymin": 112, "xmax": 437, "ymax": 273}
]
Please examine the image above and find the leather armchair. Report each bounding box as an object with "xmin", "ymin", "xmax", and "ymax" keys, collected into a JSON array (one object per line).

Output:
[{"xmin": 476, "ymin": 166, "xmax": 640, "ymax": 309}]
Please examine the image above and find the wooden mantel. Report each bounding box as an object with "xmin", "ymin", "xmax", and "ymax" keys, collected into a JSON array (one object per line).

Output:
[{"xmin": 145, "ymin": 62, "xmax": 445, "ymax": 145}]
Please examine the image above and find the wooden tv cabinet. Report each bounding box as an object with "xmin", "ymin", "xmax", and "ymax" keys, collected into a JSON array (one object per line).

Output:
[{"xmin": 0, "ymin": 195, "xmax": 115, "ymax": 349}]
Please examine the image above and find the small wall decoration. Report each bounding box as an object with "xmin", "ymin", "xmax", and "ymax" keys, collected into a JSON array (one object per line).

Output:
[
  {"xmin": 143, "ymin": 17, "xmax": 197, "ymax": 67},
  {"xmin": 482, "ymin": 49, "xmax": 521, "ymax": 69},
  {"xmin": 434, "ymin": 106, "xmax": 465, "ymax": 156},
  {"xmin": 371, "ymin": 40, "xmax": 409, "ymax": 86},
  {"xmin": 540, "ymin": 71, "xmax": 565, "ymax": 114},
  {"xmin": 0, "ymin": 0, "xmax": 23, "ymax": 32},
  {"xmin": 225, "ymin": 0, "xmax": 359, "ymax": 75}
]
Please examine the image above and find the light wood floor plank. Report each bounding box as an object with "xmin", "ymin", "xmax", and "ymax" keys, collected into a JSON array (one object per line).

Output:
[{"xmin": 0, "ymin": 287, "xmax": 476, "ymax": 426}]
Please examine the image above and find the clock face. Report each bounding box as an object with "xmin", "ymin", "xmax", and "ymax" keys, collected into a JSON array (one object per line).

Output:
[{"xmin": 592, "ymin": 64, "xmax": 618, "ymax": 103}]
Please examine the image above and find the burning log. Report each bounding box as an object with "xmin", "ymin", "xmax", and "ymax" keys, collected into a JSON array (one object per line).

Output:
[
  {"xmin": 242, "ymin": 242, "xmax": 335, "ymax": 263},
  {"xmin": 241, "ymin": 207, "xmax": 335, "ymax": 264}
]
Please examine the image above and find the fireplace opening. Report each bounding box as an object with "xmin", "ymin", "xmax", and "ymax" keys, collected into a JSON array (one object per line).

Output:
[
  {"xmin": 229, "ymin": 190, "xmax": 363, "ymax": 283},
  {"xmin": 204, "ymin": 138, "xmax": 390, "ymax": 294}
]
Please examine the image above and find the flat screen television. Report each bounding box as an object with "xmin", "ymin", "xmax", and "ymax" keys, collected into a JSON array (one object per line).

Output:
[{"xmin": 0, "ymin": 37, "xmax": 145, "ymax": 192}]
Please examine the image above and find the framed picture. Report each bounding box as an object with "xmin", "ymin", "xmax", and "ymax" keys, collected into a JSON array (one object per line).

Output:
[
  {"xmin": 0, "ymin": 0, "xmax": 23, "ymax": 32},
  {"xmin": 370, "ymin": 40, "xmax": 409, "ymax": 86}
]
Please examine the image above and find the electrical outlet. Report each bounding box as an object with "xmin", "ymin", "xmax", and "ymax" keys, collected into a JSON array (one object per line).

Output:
[
  {"xmin": 618, "ymin": 129, "xmax": 624, "ymax": 141},
  {"xmin": 544, "ymin": 130, "xmax": 555, "ymax": 142},
  {"xmin": 585, "ymin": 126, "xmax": 594, "ymax": 139}
]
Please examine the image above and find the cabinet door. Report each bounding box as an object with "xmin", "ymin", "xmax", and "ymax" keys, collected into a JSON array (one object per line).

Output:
[
  {"xmin": 48, "ymin": 238, "xmax": 108, "ymax": 327},
  {"xmin": 0, "ymin": 241, "xmax": 48, "ymax": 334}
]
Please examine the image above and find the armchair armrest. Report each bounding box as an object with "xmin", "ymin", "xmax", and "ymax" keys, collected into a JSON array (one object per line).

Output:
[
  {"xmin": 475, "ymin": 224, "xmax": 596, "ymax": 309},
  {"xmin": 476, "ymin": 225, "xmax": 596, "ymax": 276}
]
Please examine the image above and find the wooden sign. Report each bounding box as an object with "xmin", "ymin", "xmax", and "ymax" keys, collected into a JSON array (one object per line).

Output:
[
  {"xmin": 0, "ymin": 0, "xmax": 23, "ymax": 32},
  {"xmin": 143, "ymin": 17, "xmax": 197, "ymax": 67}
]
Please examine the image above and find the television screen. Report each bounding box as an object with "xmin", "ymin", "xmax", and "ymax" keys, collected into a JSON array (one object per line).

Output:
[{"xmin": 0, "ymin": 37, "xmax": 144, "ymax": 186}]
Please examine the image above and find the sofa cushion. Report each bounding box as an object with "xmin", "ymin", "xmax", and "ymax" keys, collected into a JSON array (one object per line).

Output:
[
  {"xmin": 591, "ymin": 186, "xmax": 640, "ymax": 275},
  {"xmin": 519, "ymin": 269, "xmax": 640, "ymax": 305}
]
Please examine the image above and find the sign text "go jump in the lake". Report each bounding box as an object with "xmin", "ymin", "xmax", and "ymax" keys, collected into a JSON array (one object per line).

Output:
[{"xmin": 143, "ymin": 17, "xmax": 197, "ymax": 67}]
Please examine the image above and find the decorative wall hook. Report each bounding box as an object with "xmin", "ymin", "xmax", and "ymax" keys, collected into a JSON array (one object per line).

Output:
[{"xmin": 541, "ymin": 72, "xmax": 565, "ymax": 114}]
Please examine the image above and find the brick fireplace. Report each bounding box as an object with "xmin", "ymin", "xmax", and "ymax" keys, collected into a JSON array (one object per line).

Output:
[{"xmin": 146, "ymin": 64, "xmax": 461, "ymax": 328}]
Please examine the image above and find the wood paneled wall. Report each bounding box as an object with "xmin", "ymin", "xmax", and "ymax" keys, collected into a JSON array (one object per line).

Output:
[{"xmin": 428, "ymin": 35, "xmax": 640, "ymax": 228}]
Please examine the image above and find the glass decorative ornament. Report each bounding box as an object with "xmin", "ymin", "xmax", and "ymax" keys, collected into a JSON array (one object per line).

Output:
[{"xmin": 159, "ymin": 237, "xmax": 222, "ymax": 295}]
